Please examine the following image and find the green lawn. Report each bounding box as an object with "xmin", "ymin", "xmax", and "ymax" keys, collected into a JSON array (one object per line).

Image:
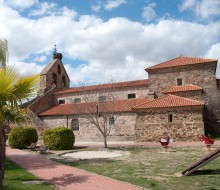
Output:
[
  {"xmin": 4, "ymin": 159, "xmax": 55, "ymax": 190},
  {"xmin": 55, "ymin": 145, "xmax": 220, "ymax": 190}
]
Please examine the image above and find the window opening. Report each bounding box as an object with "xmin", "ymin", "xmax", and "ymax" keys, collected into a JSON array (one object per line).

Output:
[
  {"xmin": 58, "ymin": 99, "xmax": 65, "ymax": 104},
  {"xmin": 52, "ymin": 73, "xmax": 57, "ymax": 85},
  {"xmin": 168, "ymin": 114, "xmax": 173, "ymax": 122},
  {"xmin": 99, "ymin": 96, "xmax": 106, "ymax": 101},
  {"xmin": 71, "ymin": 119, "xmax": 79, "ymax": 131},
  {"xmin": 57, "ymin": 65, "xmax": 61, "ymax": 74},
  {"xmin": 177, "ymin": 78, "xmax": 183, "ymax": 86},
  {"xmin": 128, "ymin": 93, "xmax": 136, "ymax": 99},
  {"xmin": 62, "ymin": 76, "xmax": 66, "ymax": 87},
  {"xmin": 109, "ymin": 116, "xmax": 115, "ymax": 125},
  {"xmin": 74, "ymin": 98, "xmax": 81, "ymax": 103}
]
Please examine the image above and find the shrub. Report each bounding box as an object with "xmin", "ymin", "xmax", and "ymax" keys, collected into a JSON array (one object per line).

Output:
[
  {"xmin": 43, "ymin": 127, "xmax": 75, "ymax": 150},
  {"xmin": 8, "ymin": 126, "xmax": 38, "ymax": 149}
]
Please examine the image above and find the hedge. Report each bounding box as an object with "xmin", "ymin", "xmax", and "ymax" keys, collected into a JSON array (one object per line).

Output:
[
  {"xmin": 8, "ymin": 127, "xmax": 38, "ymax": 149},
  {"xmin": 43, "ymin": 127, "xmax": 75, "ymax": 150}
]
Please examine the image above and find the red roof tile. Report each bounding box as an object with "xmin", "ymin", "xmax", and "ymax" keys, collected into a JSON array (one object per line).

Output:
[
  {"xmin": 38, "ymin": 98, "xmax": 150, "ymax": 116},
  {"xmin": 133, "ymin": 94, "xmax": 204, "ymax": 110},
  {"xmin": 56, "ymin": 79, "xmax": 148, "ymax": 94},
  {"xmin": 163, "ymin": 84, "xmax": 203, "ymax": 94},
  {"xmin": 146, "ymin": 56, "xmax": 217, "ymax": 71}
]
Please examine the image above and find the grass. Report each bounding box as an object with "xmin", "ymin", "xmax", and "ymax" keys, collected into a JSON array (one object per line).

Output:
[
  {"xmin": 55, "ymin": 145, "xmax": 220, "ymax": 190},
  {"xmin": 4, "ymin": 159, "xmax": 55, "ymax": 190}
]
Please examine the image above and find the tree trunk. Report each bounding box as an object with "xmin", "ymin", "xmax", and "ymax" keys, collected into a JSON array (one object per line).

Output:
[
  {"xmin": 0, "ymin": 125, "xmax": 6, "ymax": 190},
  {"xmin": 103, "ymin": 135, "xmax": 108, "ymax": 148}
]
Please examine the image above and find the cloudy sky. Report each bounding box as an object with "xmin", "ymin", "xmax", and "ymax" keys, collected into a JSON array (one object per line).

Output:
[{"xmin": 0, "ymin": 0, "xmax": 220, "ymax": 86}]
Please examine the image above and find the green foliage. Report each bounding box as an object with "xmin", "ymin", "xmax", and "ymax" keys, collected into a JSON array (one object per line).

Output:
[
  {"xmin": 8, "ymin": 127, "xmax": 38, "ymax": 149},
  {"xmin": 43, "ymin": 127, "xmax": 75, "ymax": 150},
  {"xmin": 4, "ymin": 159, "xmax": 55, "ymax": 190}
]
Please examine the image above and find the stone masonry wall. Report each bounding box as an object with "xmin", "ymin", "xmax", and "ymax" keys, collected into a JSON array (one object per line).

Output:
[
  {"xmin": 40, "ymin": 112, "xmax": 136, "ymax": 142},
  {"xmin": 148, "ymin": 62, "xmax": 219, "ymax": 122},
  {"xmin": 29, "ymin": 88, "xmax": 57, "ymax": 114},
  {"xmin": 54, "ymin": 86, "xmax": 149, "ymax": 104},
  {"xmin": 135, "ymin": 107, "xmax": 204, "ymax": 142},
  {"xmin": 38, "ymin": 59, "xmax": 70, "ymax": 95}
]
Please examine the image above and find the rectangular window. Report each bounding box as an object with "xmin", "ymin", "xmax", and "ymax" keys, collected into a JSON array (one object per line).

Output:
[
  {"xmin": 177, "ymin": 78, "xmax": 183, "ymax": 86},
  {"xmin": 99, "ymin": 96, "xmax": 106, "ymax": 101},
  {"xmin": 128, "ymin": 93, "xmax": 136, "ymax": 99},
  {"xmin": 74, "ymin": 98, "xmax": 81, "ymax": 103},
  {"xmin": 58, "ymin": 99, "xmax": 65, "ymax": 104},
  {"xmin": 109, "ymin": 116, "xmax": 115, "ymax": 125},
  {"xmin": 168, "ymin": 114, "xmax": 173, "ymax": 122}
]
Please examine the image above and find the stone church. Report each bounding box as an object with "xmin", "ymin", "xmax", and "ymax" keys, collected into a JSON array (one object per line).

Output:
[{"xmin": 27, "ymin": 52, "xmax": 220, "ymax": 142}]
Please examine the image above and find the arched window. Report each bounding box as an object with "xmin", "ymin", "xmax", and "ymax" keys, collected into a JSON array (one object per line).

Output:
[
  {"xmin": 57, "ymin": 65, "xmax": 61, "ymax": 74},
  {"xmin": 71, "ymin": 119, "xmax": 79, "ymax": 131},
  {"xmin": 62, "ymin": 76, "xmax": 66, "ymax": 87},
  {"xmin": 52, "ymin": 73, "xmax": 57, "ymax": 85}
]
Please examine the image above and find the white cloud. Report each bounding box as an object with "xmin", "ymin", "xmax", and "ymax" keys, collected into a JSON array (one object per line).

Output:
[
  {"xmin": 5, "ymin": 0, "xmax": 37, "ymax": 9},
  {"xmin": 91, "ymin": 4, "xmax": 101, "ymax": 13},
  {"xmin": 104, "ymin": 0, "xmax": 126, "ymax": 11},
  {"xmin": 0, "ymin": 2, "xmax": 220, "ymax": 84},
  {"xmin": 34, "ymin": 55, "xmax": 47, "ymax": 63},
  {"xmin": 7, "ymin": 58, "xmax": 44, "ymax": 76},
  {"xmin": 29, "ymin": 2, "xmax": 57, "ymax": 16},
  {"xmin": 142, "ymin": 2, "xmax": 157, "ymax": 22},
  {"xmin": 205, "ymin": 43, "xmax": 220, "ymax": 78},
  {"xmin": 179, "ymin": 0, "xmax": 220, "ymax": 19}
]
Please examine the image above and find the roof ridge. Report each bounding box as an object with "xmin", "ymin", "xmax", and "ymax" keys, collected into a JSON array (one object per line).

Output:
[
  {"xmin": 56, "ymin": 79, "xmax": 148, "ymax": 94},
  {"xmin": 145, "ymin": 56, "xmax": 217, "ymax": 71},
  {"xmin": 167, "ymin": 94, "xmax": 203, "ymax": 103}
]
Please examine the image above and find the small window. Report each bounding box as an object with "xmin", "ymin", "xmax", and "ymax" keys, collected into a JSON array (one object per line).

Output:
[
  {"xmin": 128, "ymin": 93, "xmax": 136, "ymax": 99},
  {"xmin": 177, "ymin": 78, "xmax": 183, "ymax": 86},
  {"xmin": 71, "ymin": 119, "xmax": 79, "ymax": 131},
  {"xmin": 168, "ymin": 114, "xmax": 173, "ymax": 122},
  {"xmin": 59, "ymin": 99, "xmax": 65, "ymax": 104},
  {"xmin": 99, "ymin": 96, "xmax": 106, "ymax": 101},
  {"xmin": 74, "ymin": 98, "xmax": 81, "ymax": 103},
  {"xmin": 109, "ymin": 116, "xmax": 115, "ymax": 125}
]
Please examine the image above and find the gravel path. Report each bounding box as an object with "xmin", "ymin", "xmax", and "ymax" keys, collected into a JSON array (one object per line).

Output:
[{"xmin": 61, "ymin": 150, "xmax": 130, "ymax": 160}]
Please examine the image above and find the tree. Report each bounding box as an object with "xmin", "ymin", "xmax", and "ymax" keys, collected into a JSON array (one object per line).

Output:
[
  {"xmin": 0, "ymin": 40, "xmax": 39, "ymax": 189},
  {"xmin": 71, "ymin": 81, "xmax": 118, "ymax": 148},
  {"xmin": 0, "ymin": 39, "xmax": 8, "ymax": 67}
]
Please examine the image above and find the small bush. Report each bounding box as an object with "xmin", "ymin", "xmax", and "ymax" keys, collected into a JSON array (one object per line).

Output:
[
  {"xmin": 43, "ymin": 127, "xmax": 75, "ymax": 150},
  {"xmin": 8, "ymin": 127, "xmax": 38, "ymax": 149}
]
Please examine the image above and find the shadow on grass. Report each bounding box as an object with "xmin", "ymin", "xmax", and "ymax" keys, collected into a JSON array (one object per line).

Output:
[{"xmin": 192, "ymin": 169, "xmax": 220, "ymax": 176}]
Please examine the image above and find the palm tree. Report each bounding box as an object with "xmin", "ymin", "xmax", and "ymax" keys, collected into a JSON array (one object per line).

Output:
[
  {"xmin": 0, "ymin": 39, "xmax": 8, "ymax": 67},
  {"xmin": 0, "ymin": 40, "xmax": 39, "ymax": 189}
]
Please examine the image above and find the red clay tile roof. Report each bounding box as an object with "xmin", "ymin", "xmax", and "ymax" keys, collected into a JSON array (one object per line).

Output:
[
  {"xmin": 133, "ymin": 94, "xmax": 204, "ymax": 110},
  {"xmin": 146, "ymin": 56, "xmax": 217, "ymax": 71},
  {"xmin": 38, "ymin": 98, "xmax": 150, "ymax": 116},
  {"xmin": 163, "ymin": 84, "xmax": 203, "ymax": 94},
  {"xmin": 56, "ymin": 79, "xmax": 148, "ymax": 94}
]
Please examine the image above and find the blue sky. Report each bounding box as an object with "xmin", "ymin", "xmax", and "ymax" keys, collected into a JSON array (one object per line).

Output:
[{"xmin": 0, "ymin": 0, "xmax": 220, "ymax": 86}]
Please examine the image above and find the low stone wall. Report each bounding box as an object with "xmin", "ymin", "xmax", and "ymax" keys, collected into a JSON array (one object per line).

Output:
[{"xmin": 135, "ymin": 107, "xmax": 204, "ymax": 142}]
